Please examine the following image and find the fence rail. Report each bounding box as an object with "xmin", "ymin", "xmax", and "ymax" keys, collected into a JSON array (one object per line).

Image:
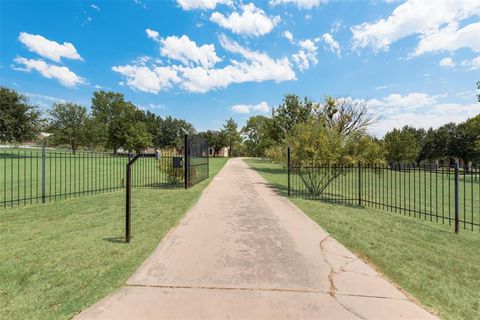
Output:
[
  {"xmin": 0, "ymin": 138, "xmax": 209, "ymax": 209},
  {"xmin": 287, "ymin": 149, "xmax": 480, "ymax": 233}
]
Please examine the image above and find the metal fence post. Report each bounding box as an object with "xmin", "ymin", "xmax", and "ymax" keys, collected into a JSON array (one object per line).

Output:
[
  {"xmin": 454, "ymin": 159, "xmax": 459, "ymax": 233},
  {"xmin": 125, "ymin": 164, "xmax": 132, "ymax": 243},
  {"xmin": 287, "ymin": 147, "xmax": 291, "ymax": 197},
  {"xmin": 41, "ymin": 143, "xmax": 46, "ymax": 204},
  {"xmin": 125, "ymin": 154, "xmax": 141, "ymax": 243},
  {"xmin": 184, "ymin": 134, "xmax": 189, "ymax": 189},
  {"xmin": 358, "ymin": 163, "xmax": 362, "ymax": 206}
]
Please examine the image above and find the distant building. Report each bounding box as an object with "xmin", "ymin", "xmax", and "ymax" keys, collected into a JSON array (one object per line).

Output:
[{"xmin": 208, "ymin": 146, "xmax": 229, "ymax": 157}]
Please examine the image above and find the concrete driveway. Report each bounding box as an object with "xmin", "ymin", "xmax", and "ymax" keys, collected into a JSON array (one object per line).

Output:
[{"xmin": 76, "ymin": 158, "xmax": 437, "ymax": 320}]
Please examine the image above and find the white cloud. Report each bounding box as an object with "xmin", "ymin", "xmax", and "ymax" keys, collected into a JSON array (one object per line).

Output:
[
  {"xmin": 269, "ymin": 0, "xmax": 326, "ymax": 9},
  {"xmin": 363, "ymin": 92, "xmax": 480, "ymax": 136},
  {"xmin": 18, "ymin": 32, "xmax": 83, "ymax": 62},
  {"xmin": 439, "ymin": 57, "xmax": 455, "ymax": 68},
  {"xmin": 112, "ymin": 35, "xmax": 296, "ymax": 94},
  {"xmin": 283, "ymin": 30, "xmax": 294, "ymax": 42},
  {"xmin": 145, "ymin": 28, "xmax": 160, "ymax": 41},
  {"xmin": 461, "ymin": 56, "xmax": 480, "ymax": 70},
  {"xmin": 176, "ymin": 0, "xmax": 231, "ymax": 10},
  {"xmin": 13, "ymin": 57, "xmax": 85, "ymax": 87},
  {"xmin": 368, "ymin": 92, "xmax": 443, "ymax": 109},
  {"xmin": 160, "ymin": 35, "xmax": 221, "ymax": 68},
  {"xmin": 292, "ymin": 39, "xmax": 318, "ymax": 71},
  {"xmin": 231, "ymin": 101, "xmax": 270, "ymax": 113},
  {"xmin": 413, "ymin": 22, "xmax": 480, "ymax": 56},
  {"xmin": 111, "ymin": 65, "xmax": 181, "ymax": 93},
  {"xmin": 210, "ymin": 3, "xmax": 280, "ymax": 37},
  {"xmin": 351, "ymin": 0, "xmax": 480, "ymax": 54},
  {"xmin": 370, "ymin": 102, "xmax": 480, "ymax": 136},
  {"xmin": 322, "ymin": 33, "xmax": 341, "ymax": 56},
  {"xmin": 90, "ymin": 4, "xmax": 100, "ymax": 10}
]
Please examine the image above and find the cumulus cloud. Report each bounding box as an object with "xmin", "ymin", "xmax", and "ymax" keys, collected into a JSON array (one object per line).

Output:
[
  {"xmin": 322, "ymin": 32, "xmax": 341, "ymax": 56},
  {"xmin": 283, "ymin": 30, "xmax": 294, "ymax": 42},
  {"xmin": 292, "ymin": 39, "xmax": 318, "ymax": 71},
  {"xmin": 112, "ymin": 34, "xmax": 295, "ymax": 94},
  {"xmin": 269, "ymin": 0, "xmax": 326, "ymax": 9},
  {"xmin": 362, "ymin": 92, "xmax": 480, "ymax": 136},
  {"xmin": 210, "ymin": 3, "xmax": 280, "ymax": 37},
  {"xmin": 461, "ymin": 56, "xmax": 480, "ymax": 70},
  {"xmin": 145, "ymin": 28, "xmax": 160, "ymax": 41},
  {"xmin": 18, "ymin": 32, "xmax": 83, "ymax": 62},
  {"xmin": 176, "ymin": 0, "xmax": 232, "ymax": 10},
  {"xmin": 351, "ymin": 0, "xmax": 480, "ymax": 55},
  {"xmin": 159, "ymin": 35, "xmax": 221, "ymax": 68},
  {"xmin": 13, "ymin": 57, "xmax": 85, "ymax": 87},
  {"xmin": 439, "ymin": 57, "xmax": 455, "ymax": 68},
  {"xmin": 231, "ymin": 101, "xmax": 270, "ymax": 113},
  {"xmin": 368, "ymin": 92, "xmax": 443, "ymax": 109}
]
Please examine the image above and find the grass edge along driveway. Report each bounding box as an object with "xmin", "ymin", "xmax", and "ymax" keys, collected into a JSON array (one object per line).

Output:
[
  {"xmin": 245, "ymin": 158, "xmax": 480, "ymax": 320},
  {"xmin": 0, "ymin": 158, "xmax": 228, "ymax": 320}
]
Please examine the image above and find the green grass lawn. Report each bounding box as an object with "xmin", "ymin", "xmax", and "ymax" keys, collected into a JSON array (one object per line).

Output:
[
  {"xmin": 0, "ymin": 158, "xmax": 228, "ymax": 320},
  {"xmin": 246, "ymin": 158, "xmax": 480, "ymax": 320}
]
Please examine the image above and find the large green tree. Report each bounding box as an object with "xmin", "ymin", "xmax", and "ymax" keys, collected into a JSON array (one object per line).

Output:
[
  {"xmin": 124, "ymin": 122, "xmax": 153, "ymax": 153},
  {"xmin": 48, "ymin": 103, "xmax": 88, "ymax": 153},
  {"xmin": 200, "ymin": 130, "xmax": 227, "ymax": 156},
  {"xmin": 91, "ymin": 91, "xmax": 139, "ymax": 153},
  {"xmin": 241, "ymin": 116, "xmax": 275, "ymax": 157},
  {"xmin": 158, "ymin": 116, "xmax": 195, "ymax": 148},
  {"xmin": 271, "ymin": 94, "xmax": 314, "ymax": 142},
  {"xmin": 384, "ymin": 126, "xmax": 424, "ymax": 163},
  {"xmin": 222, "ymin": 118, "xmax": 241, "ymax": 157},
  {"xmin": 0, "ymin": 87, "xmax": 41, "ymax": 143}
]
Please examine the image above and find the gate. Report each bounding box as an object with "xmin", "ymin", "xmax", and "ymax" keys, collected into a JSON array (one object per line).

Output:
[
  {"xmin": 185, "ymin": 134, "xmax": 209, "ymax": 187},
  {"xmin": 125, "ymin": 134, "xmax": 209, "ymax": 242}
]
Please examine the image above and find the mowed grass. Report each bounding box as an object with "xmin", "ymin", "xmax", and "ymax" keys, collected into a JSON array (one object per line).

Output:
[
  {"xmin": 246, "ymin": 159, "xmax": 480, "ymax": 320},
  {"xmin": 0, "ymin": 158, "xmax": 228, "ymax": 320}
]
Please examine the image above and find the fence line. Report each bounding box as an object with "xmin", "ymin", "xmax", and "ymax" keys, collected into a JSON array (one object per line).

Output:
[
  {"xmin": 0, "ymin": 146, "xmax": 183, "ymax": 208},
  {"xmin": 287, "ymin": 148, "xmax": 480, "ymax": 233}
]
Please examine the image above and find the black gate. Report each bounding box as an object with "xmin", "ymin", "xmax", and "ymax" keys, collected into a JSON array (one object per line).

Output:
[
  {"xmin": 185, "ymin": 134, "xmax": 209, "ymax": 187},
  {"xmin": 125, "ymin": 134, "xmax": 209, "ymax": 242}
]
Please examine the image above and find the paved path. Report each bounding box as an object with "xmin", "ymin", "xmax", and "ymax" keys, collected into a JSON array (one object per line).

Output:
[{"xmin": 76, "ymin": 158, "xmax": 437, "ymax": 320}]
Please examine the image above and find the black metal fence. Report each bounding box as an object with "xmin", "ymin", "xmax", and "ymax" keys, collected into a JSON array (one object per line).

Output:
[
  {"xmin": 186, "ymin": 134, "xmax": 209, "ymax": 187},
  {"xmin": 287, "ymin": 149, "xmax": 480, "ymax": 233},
  {"xmin": 1, "ymin": 135, "xmax": 209, "ymax": 209}
]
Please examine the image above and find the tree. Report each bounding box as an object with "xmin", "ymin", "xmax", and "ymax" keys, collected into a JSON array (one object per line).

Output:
[
  {"xmin": 91, "ymin": 91, "xmax": 138, "ymax": 153},
  {"xmin": 0, "ymin": 87, "xmax": 41, "ymax": 143},
  {"xmin": 242, "ymin": 116, "xmax": 275, "ymax": 157},
  {"xmin": 200, "ymin": 130, "xmax": 227, "ymax": 156},
  {"xmin": 455, "ymin": 115, "xmax": 480, "ymax": 163},
  {"xmin": 271, "ymin": 94, "xmax": 315, "ymax": 142},
  {"xmin": 286, "ymin": 117, "xmax": 384, "ymax": 196},
  {"xmin": 316, "ymin": 96, "xmax": 376, "ymax": 136},
  {"xmin": 384, "ymin": 126, "xmax": 423, "ymax": 163},
  {"xmin": 48, "ymin": 103, "xmax": 87, "ymax": 153},
  {"xmin": 124, "ymin": 122, "xmax": 153, "ymax": 153},
  {"xmin": 158, "ymin": 116, "xmax": 195, "ymax": 148},
  {"xmin": 222, "ymin": 118, "xmax": 241, "ymax": 157}
]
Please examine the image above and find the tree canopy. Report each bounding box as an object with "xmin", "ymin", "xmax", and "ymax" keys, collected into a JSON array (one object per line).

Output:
[{"xmin": 0, "ymin": 87, "xmax": 42, "ymax": 143}]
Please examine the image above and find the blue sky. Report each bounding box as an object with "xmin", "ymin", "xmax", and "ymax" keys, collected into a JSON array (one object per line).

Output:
[{"xmin": 1, "ymin": 0, "xmax": 479, "ymax": 136}]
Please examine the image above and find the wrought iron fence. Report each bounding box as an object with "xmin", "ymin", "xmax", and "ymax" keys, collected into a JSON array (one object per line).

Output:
[
  {"xmin": 186, "ymin": 134, "xmax": 209, "ymax": 187},
  {"xmin": 287, "ymin": 149, "xmax": 480, "ymax": 233},
  {"xmin": 1, "ymin": 136, "xmax": 209, "ymax": 208}
]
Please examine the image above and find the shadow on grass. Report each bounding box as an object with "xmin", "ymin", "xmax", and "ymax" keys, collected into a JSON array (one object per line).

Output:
[{"xmin": 103, "ymin": 237, "xmax": 127, "ymax": 244}]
